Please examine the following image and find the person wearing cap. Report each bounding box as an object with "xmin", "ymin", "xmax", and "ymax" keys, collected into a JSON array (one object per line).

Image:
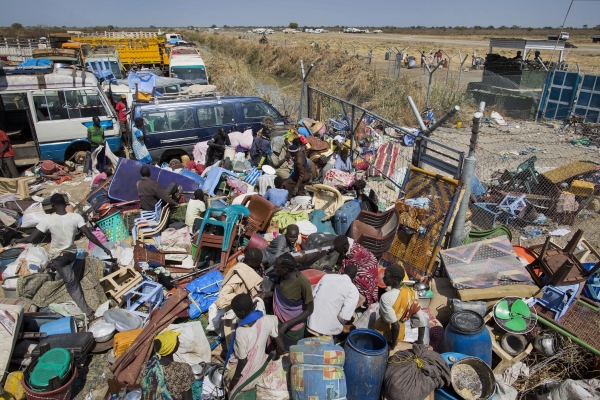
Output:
[
  {"xmin": 250, "ymin": 125, "xmax": 271, "ymax": 167},
  {"xmin": 282, "ymin": 144, "xmax": 311, "ymax": 200},
  {"xmin": 13, "ymin": 193, "xmax": 112, "ymax": 321}
]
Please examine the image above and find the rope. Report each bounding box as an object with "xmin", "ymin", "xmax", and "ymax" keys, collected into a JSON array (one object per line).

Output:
[{"xmin": 388, "ymin": 354, "xmax": 425, "ymax": 370}]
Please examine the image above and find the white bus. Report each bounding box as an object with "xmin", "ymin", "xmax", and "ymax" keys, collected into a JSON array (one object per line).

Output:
[{"xmin": 0, "ymin": 65, "xmax": 120, "ymax": 165}]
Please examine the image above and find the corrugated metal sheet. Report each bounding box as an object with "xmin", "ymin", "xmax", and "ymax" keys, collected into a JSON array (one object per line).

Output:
[{"xmin": 489, "ymin": 38, "xmax": 565, "ymax": 51}]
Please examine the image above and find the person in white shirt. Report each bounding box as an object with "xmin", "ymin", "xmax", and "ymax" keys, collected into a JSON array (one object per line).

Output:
[
  {"xmin": 14, "ymin": 193, "xmax": 112, "ymax": 320},
  {"xmin": 185, "ymin": 189, "xmax": 206, "ymax": 232},
  {"xmin": 307, "ymin": 264, "xmax": 360, "ymax": 337}
]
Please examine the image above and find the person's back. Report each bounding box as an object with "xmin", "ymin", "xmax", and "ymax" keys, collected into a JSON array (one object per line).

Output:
[
  {"xmin": 264, "ymin": 188, "xmax": 288, "ymax": 207},
  {"xmin": 38, "ymin": 213, "xmax": 84, "ymax": 257},
  {"xmin": 308, "ymin": 270, "xmax": 359, "ymax": 336}
]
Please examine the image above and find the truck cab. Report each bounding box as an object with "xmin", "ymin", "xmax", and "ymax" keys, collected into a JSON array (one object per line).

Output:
[{"xmin": 169, "ymin": 48, "xmax": 208, "ymax": 85}]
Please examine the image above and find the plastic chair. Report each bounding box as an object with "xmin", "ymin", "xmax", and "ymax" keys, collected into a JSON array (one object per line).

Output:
[
  {"xmin": 132, "ymin": 200, "xmax": 162, "ymax": 245},
  {"xmin": 305, "ymin": 184, "xmax": 354, "ymax": 221},
  {"xmin": 135, "ymin": 206, "xmax": 171, "ymax": 246},
  {"xmin": 242, "ymin": 194, "xmax": 277, "ymax": 237},
  {"xmin": 349, "ymin": 208, "xmax": 400, "ymax": 257},
  {"xmin": 507, "ymin": 156, "xmax": 539, "ymax": 193},
  {"xmin": 201, "ymin": 167, "xmax": 238, "ymax": 197},
  {"xmin": 193, "ymin": 205, "xmax": 250, "ymax": 267}
]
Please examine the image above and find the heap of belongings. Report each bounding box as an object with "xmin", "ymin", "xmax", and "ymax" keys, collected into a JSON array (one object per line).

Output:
[{"xmin": 1, "ymin": 114, "xmax": 600, "ymax": 400}]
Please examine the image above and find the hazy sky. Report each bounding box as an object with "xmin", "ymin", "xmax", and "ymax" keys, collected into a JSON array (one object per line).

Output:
[{"xmin": 0, "ymin": 0, "xmax": 598, "ymax": 29}]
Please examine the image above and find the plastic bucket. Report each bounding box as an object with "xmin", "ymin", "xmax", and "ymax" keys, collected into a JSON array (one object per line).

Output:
[
  {"xmin": 344, "ymin": 329, "xmax": 388, "ymax": 400},
  {"xmin": 40, "ymin": 317, "xmax": 76, "ymax": 337},
  {"xmin": 443, "ymin": 311, "xmax": 492, "ymax": 366},
  {"xmin": 22, "ymin": 366, "xmax": 77, "ymax": 400}
]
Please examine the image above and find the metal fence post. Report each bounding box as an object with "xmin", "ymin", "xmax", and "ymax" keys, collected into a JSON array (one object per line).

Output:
[{"xmin": 449, "ymin": 102, "xmax": 486, "ymax": 247}]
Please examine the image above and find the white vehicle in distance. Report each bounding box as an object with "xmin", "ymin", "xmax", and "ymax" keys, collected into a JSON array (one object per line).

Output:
[
  {"xmin": 252, "ymin": 28, "xmax": 266, "ymax": 34},
  {"xmin": 373, "ymin": 30, "xmax": 383, "ymax": 34},
  {"xmin": 547, "ymin": 32, "xmax": 570, "ymax": 41},
  {"xmin": 266, "ymin": 29, "xmax": 274, "ymax": 34}
]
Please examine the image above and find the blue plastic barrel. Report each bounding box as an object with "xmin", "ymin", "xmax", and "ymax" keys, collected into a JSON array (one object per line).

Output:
[
  {"xmin": 343, "ymin": 329, "xmax": 388, "ymax": 400},
  {"xmin": 443, "ymin": 311, "xmax": 492, "ymax": 366},
  {"xmin": 291, "ymin": 364, "xmax": 346, "ymax": 400},
  {"xmin": 39, "ymin": 316, "xmax": 76, "ymax": 337}
]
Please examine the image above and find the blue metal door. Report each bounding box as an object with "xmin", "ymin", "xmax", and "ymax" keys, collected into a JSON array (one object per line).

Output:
[{"xmin": 573, "ymin": 74, "xmax": 600, "ymax": 123}]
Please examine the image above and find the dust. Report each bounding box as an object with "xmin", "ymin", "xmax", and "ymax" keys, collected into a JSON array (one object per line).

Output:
[{"xmin": 452, "ymin": 363, "xmax": 485, "ymax": 400}]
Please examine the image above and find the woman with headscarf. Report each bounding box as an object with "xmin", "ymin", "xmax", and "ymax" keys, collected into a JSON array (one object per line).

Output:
[
  {"xmin": 141, "ymin": 330, "xmax": 196, "ymax": 399},
  {"xmin": 373, "ymin": 264, "xmax": 428, "ymax": 349},
  {"xmin": 224, "ymin": 293, "xmax": 285, "ymax": 397},
  {"xmin": 261, "ymin": 253, "xmax": 314, "ymax": 349},
  {"xmin": 334, "ymin": 235, "xmax": 379, "ymax": 307}
]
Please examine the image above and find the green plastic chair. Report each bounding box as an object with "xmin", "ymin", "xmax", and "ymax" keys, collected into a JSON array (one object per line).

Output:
[
  {"xmin": 508, "ymin": 156, "xmax": 539, "ymax": 193},
  {"xmin": 195, "ymin": 204, "xmax": 250, "ymax": 252}
]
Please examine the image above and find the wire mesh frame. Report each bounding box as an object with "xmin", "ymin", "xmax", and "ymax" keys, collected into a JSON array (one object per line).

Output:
[{"xmin": 306, "ymin": 85, "xmax": 465, "ymax": 180}]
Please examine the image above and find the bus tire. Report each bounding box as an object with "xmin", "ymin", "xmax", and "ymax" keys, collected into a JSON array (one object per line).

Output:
[
  {"xmin": 160, "ymin": 150, "xmax": 188, "ymax": 165},
  {"xmin": 64, "ymin": 142, "xmax": 91, "ymax": 164}
]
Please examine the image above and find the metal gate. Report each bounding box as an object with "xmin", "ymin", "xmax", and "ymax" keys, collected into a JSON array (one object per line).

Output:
[
  {"xmin": 306, "ymin": 86, "xmax": 465, "ymax": 180},
  {"xmin": 539, "ymin": 70, "xmax": 580, "ymax": 121},
  {"xmin": 573, "ymin": 74, "xmax": 600, "ymax": 123}
]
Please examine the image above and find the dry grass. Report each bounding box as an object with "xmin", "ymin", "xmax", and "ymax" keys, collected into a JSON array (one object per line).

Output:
[{"xmin": 189, "ymin": 31, "xmax": 476, "ymax": 125}]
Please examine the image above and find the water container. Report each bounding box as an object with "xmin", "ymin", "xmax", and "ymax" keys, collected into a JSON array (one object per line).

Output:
[
  {"xmin": 301, "ymin": 269, "xmax": 326, "ymax": 285},
  {"xmin": 39, "ymin": 316, "xmax": 77, "ymax": 337},
  {"xmin": 291, "ymin": 364, "xmax": 346, "ymax": 400},
  {"xmin": 343, "ymin": 329, "xmax": 388, "ymax": 400},
  {"xmin": 385, "ymin": 52, "xmax": 390, "ymax": 60},
  {"xmin": 290, "ymin": 344, "xmax": 345, "ymax": 366},
  {"xmin": 443, "ymin": 311, "xmax": 492, "ymax": 366},
  {"xmin": 333, "ymin": 200, "xmax": 362, "ymax": 235},
  {"xmin": 298, "ymin": 336, "xmax": 334, "ymax": 346}
]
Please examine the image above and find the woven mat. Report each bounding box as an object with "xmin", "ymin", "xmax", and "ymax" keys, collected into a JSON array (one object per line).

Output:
[
  {"xmin": 381, "ymin": 167, "xmax": 459, "ymax": 277},
  {"xmin": 535, "ymin": 300, "xmax": 600, "ymax": 352},
  {"xmin": 541, "ymin": 160, "xmax": 597, "ymax": 184}
]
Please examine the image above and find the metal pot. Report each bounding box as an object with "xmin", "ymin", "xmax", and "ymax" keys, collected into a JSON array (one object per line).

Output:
[
  {"xmin": 89, "ymin": 319, "xmax": 116, "ymax": 343},
  {"xmin": 533, "ymin": 334, "xmax": 555, "ymax": 357},
  {"xmin": 210, "ymin": 366, "xmax": 224, "ymax": 388},
  {"xmin": 414, "ymin": 282, "xmax": 429, "ymax": 292}
]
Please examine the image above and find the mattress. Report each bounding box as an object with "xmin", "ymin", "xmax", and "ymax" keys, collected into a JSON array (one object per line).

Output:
[
  {"xmin": 0, "ymin": 304, "xmax": 24, "ymax": 378},
  {"xmin": 108, "ymin": 158, "xmax": 201, "ymax": 202}
]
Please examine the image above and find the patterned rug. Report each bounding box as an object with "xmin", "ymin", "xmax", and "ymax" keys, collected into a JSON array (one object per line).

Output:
[{"xmin": 440, "ymin": 235, "xmax": 535, "ymax": 290}]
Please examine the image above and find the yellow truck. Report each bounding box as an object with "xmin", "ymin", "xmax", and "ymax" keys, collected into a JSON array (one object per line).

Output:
[{"xmin": 71, "ymin": 32, "xmax": 170, "ymax": 74}]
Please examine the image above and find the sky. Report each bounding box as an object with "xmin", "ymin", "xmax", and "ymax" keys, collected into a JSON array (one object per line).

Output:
[{"xmin": 0, "ymin": 0, "xmax": 599, "ymax": 29}]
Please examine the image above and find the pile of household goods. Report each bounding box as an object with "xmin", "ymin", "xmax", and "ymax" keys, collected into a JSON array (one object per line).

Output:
[
  {"xmin": 1, "ymin": 117, "xmax": 600, "ymax": 400},
  {"xmin": 469, "ymin": 157, "xmax": 600, "ymax": 237}
]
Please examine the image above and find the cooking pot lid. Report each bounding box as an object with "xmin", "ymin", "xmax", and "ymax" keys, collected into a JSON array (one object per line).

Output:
[{"xmin": 450, "ymin": 310, "xmax": 484, "ymax": 333}]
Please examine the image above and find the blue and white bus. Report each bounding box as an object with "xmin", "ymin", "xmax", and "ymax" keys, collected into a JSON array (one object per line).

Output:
[{"xmin": 0, "ymin": 65, "xmax": 121, "ymax": 165}]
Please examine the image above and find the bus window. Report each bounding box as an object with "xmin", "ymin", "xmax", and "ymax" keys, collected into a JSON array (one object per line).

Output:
[
  {"xmin": 0, "ymin": 93, "xmax": 26, "ymax": 111},
  {"xmin": 196, "ymin": 106, "xmax": 217, "ymax": 127},
  {"xmin": 63, "ymin": 89, "xmax": 107, "ymax": 119},
  {"xmin": 32, "ymin": 91, "xmax": 68, "ymax": 121}
]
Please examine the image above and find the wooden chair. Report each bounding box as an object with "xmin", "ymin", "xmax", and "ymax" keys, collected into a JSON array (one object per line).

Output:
[{"xmin": 349, "ymin": 208, "xmax": 399, "ymax": 257}]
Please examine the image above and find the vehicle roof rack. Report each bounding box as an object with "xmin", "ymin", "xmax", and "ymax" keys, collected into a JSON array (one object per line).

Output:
[{"xmin": 0, "ymin": 65, "xmax": 54, "ymax": 75}]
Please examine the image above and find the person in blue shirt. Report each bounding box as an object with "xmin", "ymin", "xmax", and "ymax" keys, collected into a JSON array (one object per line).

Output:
[
  {"xmin": 132, "ymin": 118, "xmax": 152, "ymax": 164},
  {"xmin": 333, "ymin": 149, "xmax": 353, "ymax": 172},
  {"xmin": 264, "ymin": 176, "xmax": 288, "ymax": 207}
]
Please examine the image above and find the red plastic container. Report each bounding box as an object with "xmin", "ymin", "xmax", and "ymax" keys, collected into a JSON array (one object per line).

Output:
[{"xmin": 301, "ymin": 269, "xmax": 326, "ymax": 285}]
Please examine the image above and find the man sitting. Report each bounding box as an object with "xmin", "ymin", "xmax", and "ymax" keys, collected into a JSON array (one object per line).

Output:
[
  {"xmin": 262, "ymin": 224, "xmax": 299, "ymax": 270},
  {"xmin": 307, "ymin": 264, "xmax": 360, "ymax": 339},
  {"xmin": 333, "ymin": 149, "xmax": 353, "ymax": 172},
  {"xmin": 136, "ymin": 165, "xmax": 179, "ymax": 211}
]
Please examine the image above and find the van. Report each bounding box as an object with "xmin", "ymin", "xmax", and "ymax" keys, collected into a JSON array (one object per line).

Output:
[{"xmin": 131, "ymin": 96, "xmax": 288, "ymax": 162}]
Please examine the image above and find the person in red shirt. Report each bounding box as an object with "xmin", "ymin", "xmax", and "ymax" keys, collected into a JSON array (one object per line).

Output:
[
  {"xmin": 114, "ymin": 94, "xmax": 129, "ymax": 149},
  {"xmin": 0, "ymin": 130, "xmax": 18, "ymax": 178}
]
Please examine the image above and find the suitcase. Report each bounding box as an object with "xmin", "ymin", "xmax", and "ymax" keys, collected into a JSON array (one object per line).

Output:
[
  {"xmin": 333, "ymin": 200, "xmax": 362, "ymax": 235},
  {"xmin": 31, "ymin": 332, "xmax": 95, "ymax": 365}
]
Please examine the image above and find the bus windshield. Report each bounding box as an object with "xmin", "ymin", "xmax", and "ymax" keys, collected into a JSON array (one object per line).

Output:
[{"xmin": 170, "ymin": 66, "xmax": 208, "ymax": 84}]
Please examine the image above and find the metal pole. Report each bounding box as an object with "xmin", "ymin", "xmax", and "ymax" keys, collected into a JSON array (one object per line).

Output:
[
  {"xmin": 350, "ymin": 105, "xmax": 356, "ymax": 163},
  {"xmin": 299, "ymin": 60, "xmax": 305, "ymax": 119},
  {"xmin": 457, "ymin": 52, "xmax": 470, "ymax": 94},
  {"xmin": 407, "ymin": 96, "xmax": 429, "ymax": 133},
  {"xmin": 449, "ymin": 103, "xmax": 485, "ymax": 247}
]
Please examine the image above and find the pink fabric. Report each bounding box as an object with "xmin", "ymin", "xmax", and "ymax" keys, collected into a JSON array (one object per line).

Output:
[
  {"xmin": 88, "ymin": 227, "xmax": 108, "ymax": 250},
  {"xmin": 341, "ymin": 242, "xmax": 379, "ymax": 306},
  {"xmin": 323, "ymin": 169, "xmax": 355, "ymax": 189},
  {"xmin": 193, "ymin": 141, "xmax": 209, "ymax": 165},
  {"xmin": 228, "ymin": 129, "xmax": 254, "ymax": 150}
]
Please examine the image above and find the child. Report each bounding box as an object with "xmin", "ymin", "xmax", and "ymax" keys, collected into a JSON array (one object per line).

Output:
[{"xmin": 185, "ymin": 189, "xmax": 206, "ymax": 233}]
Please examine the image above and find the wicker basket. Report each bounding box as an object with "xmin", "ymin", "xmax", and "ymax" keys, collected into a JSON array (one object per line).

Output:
[{"xmin": 96, "ymin": 212, "xmax": 131, "ymax": 242}]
